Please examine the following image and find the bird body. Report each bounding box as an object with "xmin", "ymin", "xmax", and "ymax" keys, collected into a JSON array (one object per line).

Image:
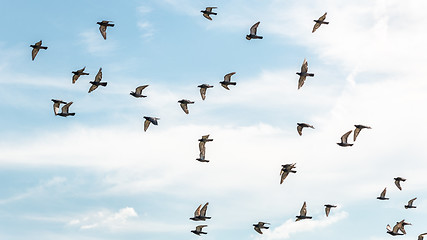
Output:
[
  {"xmin": 178, "ymin": 99, "xmax": 195, "ymax": 114},
  {"xmin": 143, "ymin": 116, "xmax": 159, "ymax": 132},
  {"xmin": 30, "ymin": 40, "xmax": 48, "ymax": 61},
  {"xmin": 353, "ymin": 124, "xmax": 371, "ymax": 141},
  {"xmin": 246, "ymin": 21, "xmax": 263, "ymax": 40},
  {"xmin": 201, "ymin": 7, "xmax": 217, "ymax": 20},
  {"xmin": 191, "ymin": 225, "xmax": 208, "ymax": 235},
  {"xmin": 337, "ymin": 130, "xmax": 353, "ymax": 147},
  {"xmin": 324, "ymin": 204, "xmax": 337, "ymax": 217},
  {"xmin": 130, "ymin": 85, "xmax": 148, "ymax": 98},
  {"xmin": 97, "ymin": 20, "xmax": 114, "ymax": 40},
  {"xmin": 377, "ymin": 187, "xmax": 389, "ymax": 200},
  {"xmin": 253, "ymin": 222, "xmax": 270, "ymax": 234},
  {"xmin": 220, "ymin": 72, "xmax": 236, "ymax": 90},
  {"xmin": 312, "ymin": 13, "xmax": 328, "ymax": 33},
  {"xmin": 198, "ymin": 84, "xmax": 214, "ymax": 100},
  {"xmin": 405, "ymin": 197, "xmax": 417, "ymax": 209},
  {"xmin": 72, "ymin": 67, "xmax": 89, "ymax": 84},
  {"xmin": 297, "ymin": 59, "xmax": 314, "ymax": 89},
  {"xmin": 297, "ymin": 123, "xmax": 314, "ymax": 136},
  {"xmin": 394, "ymin": 177, "xmax": 406, "ymax": 190},
  {"xmin": 88, "ymin": 68, "xmax": 107, "ymax": 93},
  {"xmin": 295, "ymin": 201, "xmax": 312, "ymax": 221}
]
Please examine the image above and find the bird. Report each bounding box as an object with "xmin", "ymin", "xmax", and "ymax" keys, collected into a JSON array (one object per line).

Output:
[
  {"xmin": 297, "ymin": 59, "xmax": 314, "ymax": 89},
  {"xmin": 246, "ymin": 21, "xmax": 263, "ymax": 40},
  {"xmin": 72, "ymin": 67, "xmax": 89, "ymax": 84},
  {"xmin": 324, "ymin": 204, "xmax": 337, "ymax": 217},
  {"xmin": 57, "ymin": 102, "xmax": 75, "ymax": 117},
  {"xmin": 30, "ymin": 40, "xmax": 48, "ymax": 61},
  {"xmin": 337, "ymin": 130, "xmax": 353, "ymax": 147},
  {"xmin": 220, "ymin": 72, "xmax": 237, "ymax": 90},
  {"xmin": 197, "ymin": 84, "xmax": 214, "ymax": 100},
  {"xmin": 418, "ymin": 233, "xmax": 427, "ymax": 240},
  {"xmin": 253, "ymin": 222, "xmax": 270, "ymax": 234},
  {"xmin": 386, "ymin": 222, "xmax": 404, "ymax": 236},
  {"xmin": 51, "ymin": 99, "xmax": 67, "ymax": 115},
  {"xmin": 353, "ymin": 124, "xmax": 371, "ymax": 141},
  {"xmin": 88, "ymin": 68, "xmax": 107, "ymax": 93},
  {"xmin": 198, "ymin": 135, "xmax": 213, "ymax": 159},
  {"xmin": 201, "ymin": 7, "xmax": 217, "ymax": 20},
  {"xmin": 130, "ymin": 85, "xmax": 148, "ymax": 98},
  {"xmin": 405, "ymin": 197, "xmax": 417, "ymax": 209},
  {"xmin": 196, "ymin": 152, "xmax": 209, "ymax": 163},
  {"xmin": 377, "ymin": 187, "xmax": 389, "ymax": 200},
  {"xmin": 295, "ymin": 201, "xmax": 312, "ymax": 221},
  {"xmin": 190, "ymin": 203, "xmax": 211, "ymax": 221},
  {"xmin": 312, "ymin": 13, "xmax": 329, "ymax": 33},
  {"xmin": 280, "ymin": 163, "xmax": 296, "ymax": 184},
  {"xmin": 191, "ymin": 225, "xmax": 208, "ymax": 235},
  {"xmin": 398, "ymin": 220, "xmax": 411, "ymax": 234},
  {"xmin": 143, "ymin": 116, "xmax": 159, "ymax": 132},
  {"xmin": 97, "ymin": 20, "xmax": 114, "ymax": 40},
  {"xmin": 297, "ymin": 123, "xmax": 314, "ymax": 136},
  {"xmin": 178, "ymin": 99, "xmax": 195, "ymax": 114},
  {"xmin": 394, "ymin": 177, "xmax": 406, "ymax": 190}
]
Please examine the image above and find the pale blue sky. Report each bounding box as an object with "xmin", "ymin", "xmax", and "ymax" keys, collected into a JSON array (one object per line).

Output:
[{"xmin": 0, "ymin": 0, "xmax": 426, "ymax": 240}]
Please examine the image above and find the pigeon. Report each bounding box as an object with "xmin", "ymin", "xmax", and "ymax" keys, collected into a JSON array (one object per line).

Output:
[
  {"xmin": 394, "ymin": 177, "xmax": 406, "ymax": 191},
  {"xmin": 337, "ymin": 130, "xmax": 353, "ymax": 147},
  {"xmin": 201, "ymin": 7, "xmax": 217, "ymax": 20},
  {"xmin": 30, "ymin": 40, "xmax": 48, "ymax": 61},
  {"xmin": 377, "ymin": 187, "xmax": 389, "ymax": 200},
  {"xmin": 57, "ymin": 102, "xmax": 75, "ymax": 117},
  {"xmin": 178, "ymin": 99, "xmax": 195, "ymax": 114},
  {"xmin": 130, "ymin": 85, "xmax": 148, "ymax": 98},
  {"xmin": 191, "ymin": 225, "xmax": 208, "ymax": 235},
  {"xmin": 198, "ymin": 84, "xmax": 214, "ymax": 100},
  {"xmin": 143, "ymin": 116, "xmax": 159, "ymax": 132},
  {"xmin": 280, "ymin": 163, "xmax": 296, "ymax": 184},
  {"xmin": 324, "ymin": 204, "xmax": 337, "ymax": 217},
  {"xmin": 51, "ymin": 99, "xmax": 67, "ymax": 115},
  {"xmin": 190, "ymin": 203, "xmax": 211, "ymax": 221},
  {"xmin": 297, "ymin": 59, "xmax": 314, "ymax": 89},
  {"xmin": 295, "ymin": 201, "xmax": 312, "ymax": 221},
  {"xmin": 387, "ymin": 221, "xmax": 404, "ymax": 236},
  {"xmin": 405, "ymin": 197, "xmax": 417, "ymax": 209},
  {"xmin": 353, "ymin": 124, "xmax": 371, "ymax": 141},
  {"xmin": 312, "ymin": 12, "xmax": 329, "ymax": 33},
  {"xmin": 196, "ymin": 152, "xmax": 209, "ymax": 163},
  {"xmin": 246, "ymin": 21, "xmax": 263, "ymax": 40},
  {"xmin": 72, "ymin": 67, "xmax": 89, "ymax": 84},
  {"xmin": 297, "ymin": 123, "xmax": 314, "ymax": 136},
  {"xmin": 88, "ymin": 68, "xmax": 107, "ymax": 93},
  {"xmin": 97, "ymin": 20, "xmax": 114, "ymax": 40},
  {"xmin": 220, "ymin": 72, "xmax": 236, "ymax": 90},
  {"xmin": 418, "ymin": 233, "xmax": 427, "ymax": 240},
  {"xmin": 253, "ymin": 222, "xmax": 270, "ymax": 234}
]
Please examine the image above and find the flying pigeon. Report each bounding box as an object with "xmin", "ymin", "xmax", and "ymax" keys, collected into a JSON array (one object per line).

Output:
[
  {"xmin": 297, "ymin": 59, "xmax": 314, "ymax": 89},
  {"xmin": 198, "ymin": 84, "xmax": 214, "ymax": 100},
  {"xmin": 312, "ymin": 13, "xmax": 329, "ymax": 33},
  {"xmin": 201, "ymin": 7, "xmax": 217, "ymax": 20},
  {"xmin": 220, "ymin": 72, "xmax": 236, "ymax": 90},
  {"xmin": 72, "ymin": 67, "xmax": 89, "ymax": 84},
  {"xmin": 324, "ymin": 204, "xmax": 337, "ymax": 217},
  {"xmin": 246, "ymin": 21, "xmax": 263, "ymax": 40},
  {"xmin": 198, "ymin": 135, "xmax": 213, "ymax": 159},
  {"xmin": 178, "ymin": 99, "xmax": 195, "ymax": 114},
  {"xmin": 130, "ymin": 85, "xmax": 148, "ymax": 98},
  {"xmin": 253, "ymin": 222, "xmax": 270, "ymax": 234},
  {"xmin": 353, "ymin": 124, "xmax": 371, "ymax": 141},
  {"xmin": 30, "ymin": 40, "xmax": 48, "ymax": 61},
  {"xmin": 51, "ymin": 99, "xmax": 67, "ymax": 115},
  {"xmin": 190, "ymin": 203, "xmax": 211, "ymax": 221},
  {"xmin": 405, "ymin": 197, "xmax": 417, "ymax": 209},
  {"xmin": 337, "ymin": 130, "xmax": 353, "ymax": 147},
  {"xmin": 280, "ymin": 163, "xmax": 296, "ymax": 184},
  {"xmin": 88, "ymin": 68, "xmax": 107, "ymax": 93},
  {"xmin": 377, "ymin": 187, "xmax": 389, "ymax": 200},
  {"xmin": 418, "ymin": 233, "xmax": 427, "ymax": 240},
  {"xmin": 394, "ymin": 177, "xmax": 406, "ymax": 191},
  {"xmin": 97, "ymin": 20, "xmax": 114, "ymax": 40},
  {"xmin": 191, "ymin": 225, "xmax": 208, "ymax": 235},
  {"xmin": 297, "ymin": 123, "xmax": 314, "ymax": 136},
  {"xmin": 295, "ymin": 201, "xmax": 312, "ymax": 221},
  {"xmin": 143, "ymin": 116, "xmax": 159, "ymax": 132},
  {"xmin": 57, "ymin": 102, "xmax": 75, "ymax": 117},
  {"xmin": 386, "ymin": 221, "xmax": 404, "ymax": 236}
]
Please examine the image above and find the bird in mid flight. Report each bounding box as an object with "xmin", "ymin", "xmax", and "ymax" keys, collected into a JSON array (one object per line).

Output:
[
  {"xmin": 88, "ymin": 68, "xmax": 107, "ymax": 93},
  {"xmin": 190, "ymin": 203, "xmax": 211, "ymax": 221},
  {"xmin": 312, "ymin": 12, "xmax": 329, "ymax": 33},
  {"xmin": 377, "ymin": 187, "xmax": 389, "ymax": 200},
  {"xmin": 297, "ymin": 123, "xmax": 314, "ymax": 136},
  {"xmin": 386, "ymin": 221, "xmax": 405, "ymax": 236},
  {"xmin": 57, "ymin": 102, "xmax": 75, "ymax": 117},
  {"xmin": 178, "ymin": 99, "xmax": 195, "ymax": 114},
  {"xmin": 353, "ymin": 124, "xmax": 371, "ymax": 141},
  {"xmin": 220, "ymin": 72, "xmax": 236, "ymax": 90},
  {"xmin": 130, "ymin": 85, "xmax": 148, "ymax": 98},
  {"xmin": 201, "ymin": 7, "xmax": 217, "ymax": 20},
  {"xmin": 30, "ymin": 40, "xmax": 48, "ymax": 61},
  {"xmin": 337, "ymin": 130, "xmax": 353, "ymax": 147},
  {"xmin": 191, "ymin": 225, "xmax": 208, "ymax": 235},
  {"xmin": 394, "ymin": 177, "xmax": 406, "ymax": 191},
  {"xmin": 324, "ymin": 204, "xmax": 337, "ymax": 217},
  {"xmin": 246, "ymin": 21, "xmax": 263, "ymax": 40},
  {"xmin": 72, "ymin": 67, "xmax": 89, "ymax": 84},
  {"xmin": 295, "ymin": 201, "xmax": 312, "ymax": 221},
  {"xmin": 405, "ymin": 197, "xmax": 417, "ymax": 209},
  {"xmin": 143, "ymin": 116, "xmax": 159, "ymax": 132},
  {"xmin": 253, "ymin": 222, "xmax": 270, "ymax": 234},
  {"xmin": 51, "ymin": 99, "xmax": 67, "ymax": 115},
  {"xmin": 297, "ymin": 59, "xmax": 314, "ymax": 89},
  {"xmin": 280, "ymin": 163, "xmax": 296, "ymax": 184},
  {"xmin": 198, "ymin": 84, "xmax": 214, "ymax": 100},
  {"xmin": 198, "ymin": 135, "xmax": 213, "ymax": 159},
  {"xmin": 97, "ymin": 20, "xmax": 114, "ymax": 40}
]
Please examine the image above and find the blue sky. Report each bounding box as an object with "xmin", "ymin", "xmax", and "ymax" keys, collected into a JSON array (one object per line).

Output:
[{"xmin": 0, "ymin": 0, "xmax": 427, "ymax": 239}]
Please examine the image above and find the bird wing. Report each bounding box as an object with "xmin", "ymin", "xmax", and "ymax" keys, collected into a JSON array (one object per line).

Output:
[
  {"xmin": 392, "ymin": 222, "xmax": 401, "ymax": 233},
  {"xmin": 221, "ymin": 83, "xmax": 230, "ymax": 90},
  {"xmin": 419, "ymin": 233, "xmax": 427, "ymax": 240},
  {"xmin": 297, "ymin": 125, "xmax": 303, "ymax": 136},
  {"xmin": 224, "ymin": 72, "xmax": 236, "ymax": 82},
  {"xmin": 135, "ymin": 85, "xmax": 148, "ymax": 95},
  {"xmin": 180, "ymin": 103, "xmax": 189, "ymax": 114},
  {"xmin": 194, "ymin": 204, "xmax": 202, "ymax": 217},
  {"xmin": 280, "ymin": 171, "xmax": 290, "ymax": 184},
  {"xmin": 196, "ymin": 225, "xmax": 207, "ymax": 231},
  {"xmin": 319, "ymin": 12, "xmax": 327, "ymax": 21},
  {"xmin": 200, "ymin": 202, "xmax": 209, "ymax": 216},
  {"xmin": 386, "ymin": 224, "xmax": 392, "ymax": 232},
  {"xmin": 200, "ymin": 87, "xmax": 207, "ymax": 100},
  {"xmin": 53, "ymin": 102, "xmax": 61, "ymax": 115},
  {"xmin": 301, "ymin": 59, "xmax": 308, "ymax": 73},
  {"xmin": 254, "ymin": 226, "xmax": 263, "ymax": 234},
  {"xmin": 202, "ymin": 135, "xmax": 210, "ymax": 140},
  {"xmin": 395, "ymin": 179, "xmax": 402, "ymax": 190},
  {"xmin": 35, "ymin": 40, "xmax": 42, "ymax": 46},
  {"xmin": 312, "ymin": 22, "xmax": 321, "ymax": 33},
  {"xmin": 99, "ymin": 25, "xmax": 107, "ymax": 40},
  {"xmin": 298, "ymin": 75, "xmax": 306, "ymax": 89},
  {"xmin": 31, "ymin": 48, "xmax": 39, "ymax": 61},
  {"xmin": 203, "ymin": 13, "xmax": 212, "ymax": 20},
  {"xmin": 380, "ymin": 188, "xmax": 387, "ymax": 198},
  {"xmin": 325, "ymin": 206, "xmax": 331, "ymax": 217},
  {"xmin": 199, "ymin": 142, "xmax": 206, "ymax": 155},
  {"xmin": 206, "ymin": 7, "xmax": 216, "ymax": 11},
  {"xmin": 94, "ymin": 68, "xmax": 102, "ymax": 82},
  {"xmin": 341, "ymin": 130, "xmax": 352, "ymax": 144},
  {"xmin": 61, "ymin": 102, "xmax": 73, "ymax": 114},
  {"xmin": 300, "ymin": 202, "xmax": 307, "ymax": 216},
  {"xmin": 408, "ymin": 197, "xmax": 417, "ymax": 206},
  {"xmin": 88, "ymin": 84, "xmax": 98, "ymax": 93},
  {"xmin": 144, "ymin": 119, "xmax": 151, "ymax": 132},
  {"xmin": 72, "ymin": 74, "xmax": 80, "ymax": 84},
  {"xmin": 353, "ymin": 127, "xmax": 361, "ymax": 141},
  {"xmin": 250, "ymin": 22, "xmax": 260, "ymax": 35}
]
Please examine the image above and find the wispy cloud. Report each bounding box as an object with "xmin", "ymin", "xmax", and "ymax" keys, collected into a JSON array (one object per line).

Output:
[
  {"xmin": 79, "ymin": 30, "xmax": 117, "ymax": 55},
  {"xmin": 68, "ymin": 207, "xmax": 138, "ymax": 230}
]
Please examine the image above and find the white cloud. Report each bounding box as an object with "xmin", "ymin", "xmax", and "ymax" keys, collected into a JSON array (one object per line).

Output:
[
  {"xmin": 68, "ymin": 207, "xmax": 138, "ymax": 231},
  {"xmin": 79, "ymin": 30, "xmax": 117, "ymax": 55}
]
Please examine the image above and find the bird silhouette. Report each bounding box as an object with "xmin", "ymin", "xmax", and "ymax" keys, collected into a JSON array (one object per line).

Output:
[
  {"xmin": 386, "ymin": 221, "xmax": 404, "ymax": 236},
  {"xmin": 337, "ymin": 130, "xmax": 353, "ymax": 147},
  {"xmin": 295, "ymin": 201, "xmax": 312, "ymax": 221},
  {"xmin": 57, "ymin": 102, "xmax": 75, "ymax": 117},
  {"xmin": 220, "ymin": 72, "xmax": 237, "ymax": 90},
  {"xmin": 246, "ymin": 21, "xmax": 263, "ymax": 40},
  {"xmin": 72, "ymin": 67, "xmax": 89, "ymax": 84},
  {"xmin": 201, "ymin": 7, "xmax": 217, "ymax": 20},
  {"xmin": 297, "ymin": 123, "xmax": 314, "ymax": 136},
  {"xmin": 198, "ymin": 135, "xmax": 213, "ymax": 161},
  {"xmin": 405, "ymin": 197, "xmax": 417, "ymax": 209},
  {"xmin": 297, "ymin": 59, "xmax": 314, "ymax": 89},
  {"xmin": 130, "ymin": 85, "xmax": 149, "ymax": 98},
  {"xmin": 253, "ymin": 222, "xmax": 270, "ymax": 234},
  {"xmin": 353, "ymin": 124, "xmax": 371, "ymax": 141},
  {"xmin": 30, "ymin": 40, "xmax": 48, "ymax": 61},
  {"xmin": 312, "ymin": 13, "xmax": 329, "ymax": 33},
  {"xmin": 51, "ymin": 99, "xmax": 67, "ymax": 115},
  {"xmin": 324, "ymin": 204, "xmax": 337, "ymax": 217},
  {"xmin": 198, "ymin": 84, "xmax": 214, "ymax": 100},
  {"xmin": 377, "ymin": 187, "xmax": 389, "ymax": 200},
  {"xmin": 143, "ymin": 116, "xmax": 159, "ymax": 132},
  {"xmin": 191, "ymin": 225, "xmax": 208, "ymax": 235},
  {"xmin": 178, "ymin": 99, "xmax": 195, "ymax": 114},
  {"xmin": 190, "ymin": 203, "xmax": 211, "ymax": 221},
  {"xmin": 88, "ymin": 68, "xmax": 107, "ymax": 93},
  {"xmin": 97, "ymin": 20, "xmax": 114, "ymax": 40},
  {"xmin": 280, "ymin": 163, "xmax": 296, "ymax": 184},
  {"xmin": 394, "ymin": 177, "xmax": 406, "ymax": 190}
]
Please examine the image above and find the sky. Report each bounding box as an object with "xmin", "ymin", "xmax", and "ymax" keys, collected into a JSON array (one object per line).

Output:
[{"xmin": 0, "ymin": 0, "xmax": 426, "ymax": 239}]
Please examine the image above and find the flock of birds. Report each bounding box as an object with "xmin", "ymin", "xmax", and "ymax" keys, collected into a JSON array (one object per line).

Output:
[{"xmin": 27, "ymin": 5, "xmax": 425, "ymax": 239}]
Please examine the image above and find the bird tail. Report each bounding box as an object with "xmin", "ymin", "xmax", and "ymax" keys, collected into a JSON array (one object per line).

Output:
[
  {"xmin": 82, "ymin": 73, "xmax": 89, "ymax": 75},
  {"xmin": 307, "ymin": 73, "xmax": 314, "ymax": 77},
  {"xmin": 100, "ymin": 82, "xmax": 108, "ymax": 86},
  {"xmin": 229, "ymin": 82, "xmax": 237, "ymax": 85},
  {"xmin": 323, "ymin": 21, "xmax": 329, "ymax": 24},
  {"xmin": 211, "ymin": 12, "xmax": 217, "ymax": 15},
  {"xmin": 256, "ymin": 36, "xmax": 263, "ymax": 39},
  {"xmin": 69, "ymin": 113, "xmax": 76, "ymax": 116}
]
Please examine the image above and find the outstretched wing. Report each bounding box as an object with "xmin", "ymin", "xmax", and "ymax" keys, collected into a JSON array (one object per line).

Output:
[
  {"xmin": 99, "ymin": 25, "xmax": 107, "ymax": 40},
  {"xmin": 180, "ymin": 103, "xmax": 189, "ymax": 114},
  {"xmin": 135, "ymin": 85, "xmax": 148, "ymax": 95},
  {"xmin": 31, "ymin": 48, "xmax": 39, "ymax": 61},
  {"xmin": 196, "ymin": 225, "xmax": 207, "ymax": 231},
  {"xmin": 297, "ymin": 125, "xmax": 303, "ymax": 136},
  {"xmin": 200, "ymin": 87, "xmax": 207, "ymax": 100},
  {"xmin": 203, "ymin": 13, "xmax": 212, "ymax": 20},
  {"xmin": 300, "ymin": 202, "xmax": 307, "ymax": 216},
  {"xmin": 206, "ymin": 7, "xmax": 216, "ymax": 11},
  {"xmin": 325, "ymin": 206, "xmax": 331, "ymax": 217},
  {"xmin": 280, "ymin": 171, "xmax": 290, "ymax": 184},
  {"xmin": 318, "ymin": 12, "xmax": 327, "ymax": 21},
  {"xmin": 380, "ymin": 188, "xmax": 387, "ymax": 198},
  {"xmin": 354, "ymin": 127, "xmax": 361, "ymax": 141},
  {"xmin": 200, "ymin": 203, "xmax": 209, "ymax": 216},
  {"xmin": 298, "ymin": 75, "xmax": 306, "ymax": 89},
  {"xmin": 224, "ymin": 72, "xmax": 236, "ymax": 82},
  {"xmin": 94, "ymin": 68, "xmax": 102, "ymax": 83},
  {"xmin": 250, "ymin": 22, "xmax": 260, "ymax": 35},
  {"xmin": 408, "ymin": 197, "xmax": 417, "ymax": 206},
  {"xmin": 395, "ymin": 180, "xmax": 402, "ymax": 190},
  {"xmin": 418, "ymin": 233, "xmax": 427, "ymax": 240},
  {"xmin": 88, "ymin": 84, "xmax": 98, "ymax": 93},
  {"xmin": 301, "ymin": 59, "xmax": 308, "ymax": 73},
  {"xmin": 199, "ymin": 142, "xmax": 206, "ymax": 155},
  {"xmin": 194, "ymin": 204, "xmax": 202, "ymax": 217},
  {"xmin": 144, "ymin": 119, "xmax": 151, "ymax": 132},
  {"xmin": 254, "ymin": 226, "xmax": 263, "ymax": 234},
  {"xmin": 61, "ymin": 102, "xmax": 73, "ymax": 114},
  {"xmin": 341, "ymin": 130, "xmax": 352, "ymax": 144},
  {"xmin": 312, "ymin": 22, "xmax": 321, "ymax": 33}
]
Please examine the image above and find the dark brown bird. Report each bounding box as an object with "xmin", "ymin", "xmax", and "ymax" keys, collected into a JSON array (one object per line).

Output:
[
  {"xmin": 143, "ymin": 116, "xmax": 159, "ymax": 132},
  {"xmin": 405, "ymin": 197, "xmax": 417, "ymax": 209},
  {"xmin": 178, "ymin": 99, "xmax": 195, "ymax": 114},
  {"xmin": 353, "ymin": 124, "xmax": 371, "ymax": 141},
  {"xmin": 280, "ymin": 163, "xmax": 296, "ymax": 184},
  {"xmin": 130, "ymin": 85, "xmax": 148, "ymax": 98},
  {"xmin": 394, "ymin": 177, "xmax": 406, "ymax": 191},
  {"xmin": 324, "ymin": 204, "xmax": 337, "ymax": 217},
  {"xmin": 191, "ymin": 225, "xmax": 207, "ymax": 235},
  {"xmin": 295, "ymin": 201, "xmax": 312, "ymax": 221},
  {"xmin": 72, "ymin": 67, "xmax": 89, "ymax": 84},
  {"xmin": 377, "ymin": 187, "xmax": 389, "ymax": 200},
  {"xmin": 246, "ymin": 21, "xmax": 263, "ymax": 40},
  {"xmin": 30, "ymin": 40, "xmax": 48, "ymax": 61},
  {"xmin": 312, "ymin": 13, "xmax": 329, "ymax": 33},
  {"xmin": 220, "ymin": 72, "xmax": 237, "ymax": 90},
  {"xmin": 201, "ymin": 7, "xmax": 217, "ymax": 20},
  {"xmin": 88, "ymin": 68, "xmax": 107, "ymax": 93},
  {"xmin": 198, "ymin": 84, "xmax": 214, "ymax": 100},
  {"xmin": 190, "ymin": 203, "xmax": 211, "ymax": 221},
  {"xmin": 297, "ymin": 123, "xmax": 314, "ymax": 136},
  {"xmin": 297, "ymin": 59, "xmax": 314, "ymax": 89},
  {"xmin": 97, "ymin": 20, "xmax": 114, "ymax": 40},
  {"xmin": 337, "ymin": 130, "xmax": 353, "ymax": 147},
  {"xmin": 253, "ymin": 222, "xmax": 270, "ymax": 234}
]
